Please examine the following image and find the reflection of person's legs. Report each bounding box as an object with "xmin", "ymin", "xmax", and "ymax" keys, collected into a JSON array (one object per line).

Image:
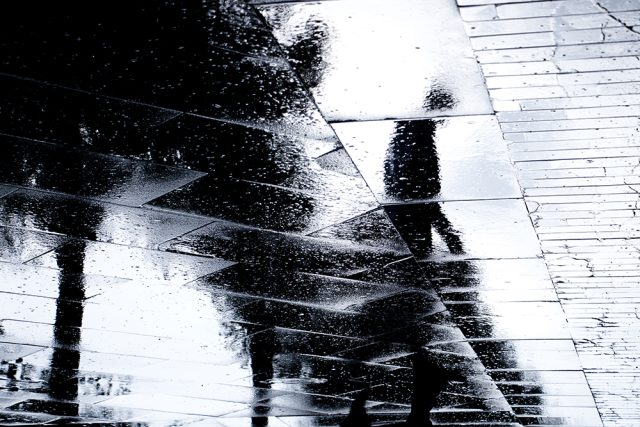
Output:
[
  {"xmin": 429, "ymin": 204, "xmax": 464, "ymax": 255},
  {"xmin": 406, "ymin": 350, "xmax": 448, "ymax": 427},
  {"xmin": 340, "ymin": 387, "xmax": 371, "ymax": 427},
  {"xmin": 249, "ymin": 327, "xmax": 279, "ymax": 425}
]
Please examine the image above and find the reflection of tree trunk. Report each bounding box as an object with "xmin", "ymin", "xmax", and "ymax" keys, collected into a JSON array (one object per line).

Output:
[{"xmin": 48, "ymin": 241, "xmax": 87, "ymax": 413}]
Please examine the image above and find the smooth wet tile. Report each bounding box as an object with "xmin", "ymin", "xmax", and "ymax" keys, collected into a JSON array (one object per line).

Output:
[
  {"xmin": 472, "ymin": 340, "xmax": 583, "ymax": 372},
  {"xmin": 0, "ymin": 185, "xmax": 16, "ymax": 198},
  {"xmin": 0, "ymin": 263, "xmax": 129, "ymax": 300},
  {"xmin": 258, "ymin": 0, "xmax": 492, "ymax": 121},
  {"xmin": 100, "ymin": 393, "xmax": 249, "ymax": 417},
  {"xmin": 420, "ymin": 258, "xmax": 557, "ymax": 302},
  {"xmin": 385, "ymin": 199, "xmax": 541, "ymax": 261},
  {"xmin": 160, "ymin": 220, "xmax": 409, "ymax": 277},
  {"xmin": 0, "ymin": 76, "xmax": 339, "ymax": 169},
  {"xmin": 452, "ymin": 302, "xmax": 571, "ymax": 340},
  {"xmin": 152, "ymin": 114, "xmax": 339, "ymax": 172},
  {"xmin": 0, "ymin": 226, "xmax": 69, "ymax": 263},
  {"xmin": 147, "ymin": 175, "xmax": 378, "ymax": 234},
  {"xmin": 0, "ymin": 135, "xmax": 204, "ymax": 206},
  {"xmin": 1, "ymin": 317, "xmax": 248, "ymax": 365},
  {"xmin": 332, "ymin": 116, "xmax": 521, "ymax": 203},
  {"xmin": 0, "ymin": 190, "xmax": 212, "ymax": 249},
  {"xmin": 355, "ymin": 291, "xmax": 446, "ymax": 328},
  {"xmin": 0, "ymin": 409, "xmax": 60, "ymax": 424},
  {"xmin": 25, "ymin": 239, "xmax": 234, "ymax": 285},
  {"xmin": 0, "ymin": 75, "xmax": 179, "ymax": 153},
  {"xmin": 307, "ymin": 209, "xmax": 409, "ymax": 253},
  {"xmin": 196, "ymin": 264, "xmax": 402, "ymax": 311},
  {"xmin": 248, "ymin": 328, "xmax": 365, "ymax": 358},
  {"xmin": 269, "ymin": 353, "xmax": 398, "ymax": 395},
  {"xmin": 0, "ymin": 343, "xmax": 44, "ymax": 362}
]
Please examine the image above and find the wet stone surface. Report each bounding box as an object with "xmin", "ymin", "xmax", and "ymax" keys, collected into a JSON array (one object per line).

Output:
[
  {"xmin": 0, "ymin": 4, "xmax": 335, "ymax": 141},
  {"xmin": 332, "ymin": 116, "xmax": 521, "ymax": 203},
  {"xmin": 0, "ymin": 135, "xmax": 205, "ymax": 207},
  {"xmin": 385, "ymin": 199, "xmax": 541, "ymax": 261},
  {"xmin": 258, "ymin": 0, "xmax": 493, "ymax": 122},
  {"xmin": 0, "ymin": 0, "xmax": 610, "ymax": 426}
]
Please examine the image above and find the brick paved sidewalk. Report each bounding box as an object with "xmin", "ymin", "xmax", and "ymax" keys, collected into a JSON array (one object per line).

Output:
[{"xmin": 458, "ymin": 1, "xmax": 640, "ymax": 425}]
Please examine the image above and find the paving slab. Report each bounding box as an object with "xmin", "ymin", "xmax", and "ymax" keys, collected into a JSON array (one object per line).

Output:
[
  {"xmin": 385, "ymin": 199, "xmax": 541, "ymax": 261},
  {"xmin": 258, "ymin": 0, "xmax": 492, "ymax": 121},
  {"xmin": 0, "ymin": 135, "xmax": 205, "ymax": 207},
  {"xmin": 333, "ymin": 116, "xmax": 521, "ymax": 203},
  {"xmin": 0, "ymin": 190, "xmax": 213, "ymax": 249}
]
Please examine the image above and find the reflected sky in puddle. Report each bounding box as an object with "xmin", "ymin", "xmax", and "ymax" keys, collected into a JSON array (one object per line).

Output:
[
  {"xmin": 259, "ymin": 0, "xmax": 492, "ymax": 121},
  {"xmin": 332, "ymin": 116, "xmax": 521, "ymax": 203}
]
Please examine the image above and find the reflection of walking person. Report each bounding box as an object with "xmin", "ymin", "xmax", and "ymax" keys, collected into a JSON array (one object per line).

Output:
[
  {"xmin": 341, "ymin": 350, "xmax": 450, "ymax": 427},
  {"xmin": 384, "ymin": 118, "xmax": 464, "ymax": 258}
]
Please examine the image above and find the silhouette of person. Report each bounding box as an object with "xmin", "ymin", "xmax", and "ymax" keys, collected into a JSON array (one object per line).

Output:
[
  {"xmin": 383, "ymin": 112, "xmax": 464, "ymax": 258},
  {"xmin": 341, "ymin": 349, "xmax": 451, "ymax": 427}
]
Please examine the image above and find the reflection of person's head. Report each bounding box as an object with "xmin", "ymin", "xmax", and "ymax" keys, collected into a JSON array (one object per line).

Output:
[{"xmin": 424, "ymin": 85, "xmax": 457, "ymax": 111}]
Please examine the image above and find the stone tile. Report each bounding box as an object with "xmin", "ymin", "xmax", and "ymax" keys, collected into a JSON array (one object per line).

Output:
[
  {"xmin": 0, "ymin": 226, "xmax": 69, "ymax": 263},
  {"xmin": 422, "ymin": 258, "xmax": 558, "ymax": 303},
  {"xmin": 90, "ymin": 394, "xmax": 249, "ymax": 417},
  {"xmin": 307, "ymin": 209, "xmax": 409, "ymax": 253},
  {"xmin": 249, "ymin": 328, "xmax": 366, "ymax": 357},
  {"xmin": 147, "ymin": 175, "xmax": 378, "ymax": 234},
  {"xmin": 595, "ymin": 0, "xmax": 640, "ymax": 12},
  {"xmin": 464, "ymin": 14, "xmax": 620, "ymax": 37},
  {"xmin": 0, "ymin": 343, "xmax": 44, "ymax": 362},
  {"xmin": 0, "ymin": 409, "xmax": 60, "ymax": 424},
  {"xmin": 0, "ymin": 74, "xmax": 337, "ymax": 158},
  {"xmin": 25, "ymin": 239, "xmax": 234, "ymax": 285},
  {"xmin": 259, "ymin": 0, "xmax": 492, "ymax": 121},
  {"xmin": 0, "ymin": 262, "xmax": 129, "ymax": 300},
  {"xmin": 0, "ymin": 185, "xmax": 16, "ymax": 198},
  {"xmin": 496, "ymin": 1, "xmax": 601, "ymax": 19},
  {"xmin": 482, "ymin": 61, "xmax": 561, "ymax": 76},
  {"xmin": 195, "ymin": 263, "xmax": 402, "ymax": 311},
  {"xmin": 0, "ymin": 75, "xmax": 179, "ymax": 154},
  {"xmin": 152, "ymin": 114, "xmax": 339, "ymax": 171},
  {"xmin": 333, "ymin": 116, "xmax": 521, "ymax": 203},
  {"xmin": 160, "ymin": 220, "xmax": 409, "ymax": 277},
  {"xmin": 0, "ymin": 134, "xmax": 205, "ymax": 207},
  {"xmin": 0, "ymin": 317, "xmax": 250, "ymax": 365},
  {"xmin": 460, "ymin": 5, "xmax": 498, "ymax": 21},
  {"xmin": 0, "ymin": 190, "xmax": 212, "ymax": 249},
  {"xmin": 502, "ymin": 117, "xmax": 637, "ymax": 132},
  {"xmin": 471, "ymin": 340, "xmax": 583, "ymax": 371},
  {"xmin": 386, "ymin": 199, "xmax": 541, "ymax": 261}
]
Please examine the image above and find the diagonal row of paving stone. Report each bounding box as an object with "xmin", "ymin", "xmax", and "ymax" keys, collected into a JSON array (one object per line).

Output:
[
  {"xmin": 458, "ymin": 0, "xmax": 640, "ymax": 426},
  {"xmin": 0, "ymin": 0, "xmax": 609, "ymax": 426}
]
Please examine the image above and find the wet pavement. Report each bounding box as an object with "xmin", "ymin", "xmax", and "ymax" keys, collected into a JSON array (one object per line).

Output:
[{"xmin": 0, "ymin": 0, "xmax": 635, "ymax": 426}]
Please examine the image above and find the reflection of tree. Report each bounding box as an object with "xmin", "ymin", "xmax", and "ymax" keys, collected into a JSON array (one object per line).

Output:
[
  {"xmin": 0, "ymin": 159, "xmax": 107, "ymax": 414},
  {"xmin": 284, "ymin": 17, "xmax": 329, "ymax": 90}
]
